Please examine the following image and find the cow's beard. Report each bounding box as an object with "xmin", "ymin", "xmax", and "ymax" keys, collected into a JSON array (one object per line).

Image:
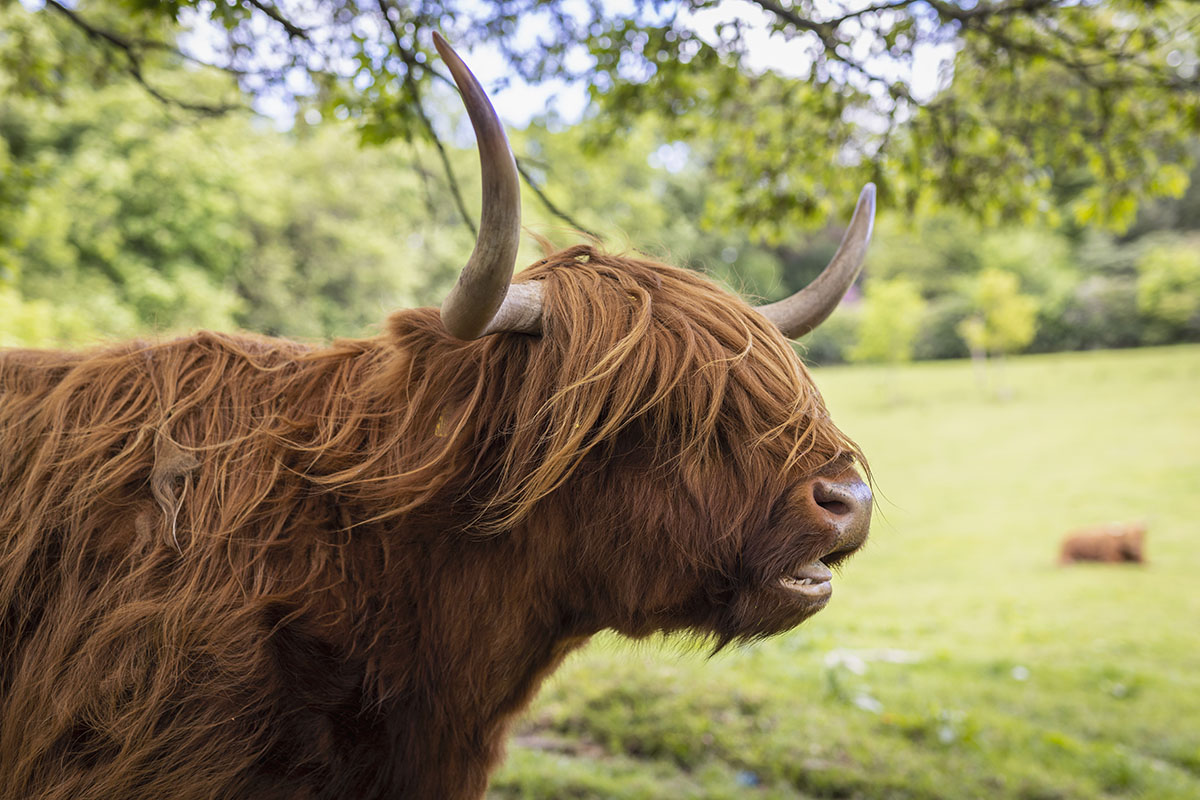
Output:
[{"xmin": 696, "ymin": 525, "xmax": 865, "ymax": 647}]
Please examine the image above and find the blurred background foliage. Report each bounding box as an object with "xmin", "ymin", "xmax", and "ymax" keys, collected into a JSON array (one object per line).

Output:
[{"xmin": 0, "ymin": 0, "xmax": 1197, "ymax": 358}]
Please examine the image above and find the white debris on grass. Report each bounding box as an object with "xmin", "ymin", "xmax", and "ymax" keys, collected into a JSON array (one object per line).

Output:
[
  {"xmin": 853, "ymin": 693, "xmax": 885, "ymax": 713},
  {"xmin": 824, "ymin": 648, "xmax": 925, "ymax": 674}
]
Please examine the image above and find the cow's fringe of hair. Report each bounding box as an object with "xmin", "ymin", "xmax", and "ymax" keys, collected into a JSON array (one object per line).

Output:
[
  {"xmin": 324, "ymin": 244, "xmax": 861, "ymax": 534},
  {"xmin": 0, "ymin": 245, "xmax": 860, "ymax": 797}
]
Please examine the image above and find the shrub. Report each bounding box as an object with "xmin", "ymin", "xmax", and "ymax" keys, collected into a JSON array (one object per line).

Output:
[
  {"xmin": 1136, "ymin": 234, "xmax": 1200, "ymax": 344},
  {"xmin": 1033, "ymin": 276, "xmax": 1143, "ymax": 352},
  {"xmin": 914, "ymin": 295, "xmax": 973, "ymax": 361},
  {"xmin": 798, "ymin": 306, "xmax": 860, "ymax": 366},
  {"xmin": 849, "ymin": 278, "xmax": 927, "ymax": 365}
]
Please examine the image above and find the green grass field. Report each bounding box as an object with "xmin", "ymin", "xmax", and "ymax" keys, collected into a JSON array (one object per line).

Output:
[{"xmin": 488, "ymin": 345, "xmax": 1200, "ymax": 799}]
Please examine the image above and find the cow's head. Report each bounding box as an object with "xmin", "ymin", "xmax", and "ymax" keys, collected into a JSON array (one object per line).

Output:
[{"xmin": 416, "ymin": 35, "xmax": 874, "ymax": 645}]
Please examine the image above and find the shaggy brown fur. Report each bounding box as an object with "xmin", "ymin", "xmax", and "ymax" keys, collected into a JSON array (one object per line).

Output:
[
  {"xmin": 0, "ymin": 246, "xmax": 866, "ymax": 799},
  {"xmin": 1059, "ymin": 522, "xmax": 1146, "ymax": 564}
]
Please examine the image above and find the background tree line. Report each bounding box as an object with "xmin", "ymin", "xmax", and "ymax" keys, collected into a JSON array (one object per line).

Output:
[{"xmin": 1, "ymin": 0, "xmax": 1197, "ymax": 362}]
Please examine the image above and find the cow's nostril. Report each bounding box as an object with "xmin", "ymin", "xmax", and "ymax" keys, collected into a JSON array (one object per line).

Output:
[
  {"xmin": 816, "ymin": 497, "xmax": 851, "ymax": 516},
  {"xmin": 809, "ymin": 476, "xmax": 873, "ymax": 553},
  {"xmin": 812, "ymin": 481, "xmax": 858, "ymax": 517},
  {"xmin": 806, "ymin": 474, "xmax": 873, "ymax": 555}
]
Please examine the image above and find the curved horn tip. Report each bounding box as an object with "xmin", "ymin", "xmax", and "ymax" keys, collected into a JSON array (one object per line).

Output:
[
  {"xmin": 432, "ymin": 30, "xmax": 540, "ymax": 339},
  {"xmin": 752, "ymin": 182, "xmax": 878, "ymax": 339},
  {"xmin": 432, "ymin": 31, "xmax": 452, "ymax": 60},
  {"xmin": 432, "ymin": 33, "xmax": 475, "ymax": 88},
  {"xmin": 858, "ymin": 182, "xmax": 876, "ymax": 219}
]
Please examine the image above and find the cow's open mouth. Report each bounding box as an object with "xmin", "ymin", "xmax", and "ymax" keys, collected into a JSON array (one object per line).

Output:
[{"xmin": 777, "ymin": 560, "xmax": 833, "ymax": 601}]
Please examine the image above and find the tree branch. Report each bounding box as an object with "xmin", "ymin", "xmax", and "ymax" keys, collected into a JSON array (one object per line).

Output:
[
  {"xmin": 514, "ymin": 157, "xmax": 597, "ymax": 238},
  {"xmin": 746, "ymin": 0, "xmax": 835, "ymax": 40},
  {"xmin": 974, "ymin": 17, "xmax": 1193, "ymax": 93},
  {"xmin": 243, "ymin": 0, "xmax": 309, "ymax": 40},
  {"xmin": 43, "ymin": 0, "xmax": 240, "ymax": 116},
  {"xmin": 375, "ymin": 0, "xmax": 477, "ymax": 237},
  {"xmin": 924, "ymin": 0, "xmax": 1064, "ymax": 25},
  {"xmin": 825, "ymin": 0, "xmax": 921, "ymax": 28},
  {"xmin": 745, "ymin": 0, "xmax": 923, "ymax": 104}
]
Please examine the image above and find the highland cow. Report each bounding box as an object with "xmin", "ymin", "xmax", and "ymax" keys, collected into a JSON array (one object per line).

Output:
[
  {"xmin": 1059, "ymin": 522, "xmax": 1147, "ymax": 564},
  {"xmin": 0, "ymin": 35, "xmax": 875, "ymax": 800}
]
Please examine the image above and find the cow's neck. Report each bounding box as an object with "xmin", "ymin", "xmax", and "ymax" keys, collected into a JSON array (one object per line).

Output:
[{"xmin": 373, "ymin": 532, "xmax": 591, "ymax": 799}]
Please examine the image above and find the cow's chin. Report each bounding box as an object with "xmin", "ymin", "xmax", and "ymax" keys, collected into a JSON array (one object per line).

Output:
[
  {"xmin": 716, "ymin": 546, "xmax": 863, "ymax": 640},
  {"xmin": 726, "ymin": 580, "xmax": 833, "ymax": 639}
]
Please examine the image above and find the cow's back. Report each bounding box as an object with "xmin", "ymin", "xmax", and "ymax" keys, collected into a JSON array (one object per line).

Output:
[{"xmin": 0, "ymin": 335, "xmax": 402, "ymax": 799}]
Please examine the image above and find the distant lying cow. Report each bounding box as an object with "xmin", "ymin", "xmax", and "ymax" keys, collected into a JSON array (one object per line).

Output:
[{"xmin": 1059, "ymin": 522, "xmax": 1146, "ymax": 564}]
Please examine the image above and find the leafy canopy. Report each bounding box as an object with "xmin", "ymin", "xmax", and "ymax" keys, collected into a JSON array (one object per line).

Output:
[{"xmin": 12, "ymin": 0, "xmax": 1199, "ymax": 235}]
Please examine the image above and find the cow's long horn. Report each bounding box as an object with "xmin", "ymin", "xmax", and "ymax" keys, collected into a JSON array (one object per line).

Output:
[
  {"xmin": 434, "ymin": 32, "xmax": 542, "ymax": 338},
  {"xmin": 755, "ymin": 183, "xmax": 876, "ymax": 339}
]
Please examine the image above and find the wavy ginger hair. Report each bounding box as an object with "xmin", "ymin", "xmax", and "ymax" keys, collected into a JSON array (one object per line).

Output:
[{"xmin": 0, "ymin": 245, "xmax": 862, "ymax": 799}]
